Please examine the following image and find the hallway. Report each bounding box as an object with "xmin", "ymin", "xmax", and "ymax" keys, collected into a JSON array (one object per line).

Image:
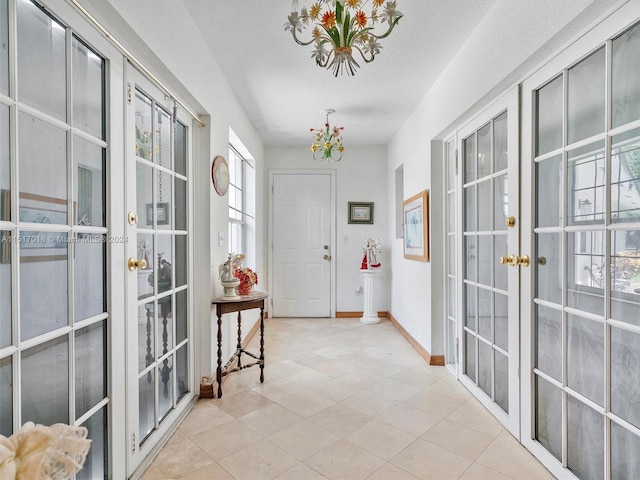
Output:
[{"xmin": 142, "ymin": 317, "xmax": 553, "ymax": 480}]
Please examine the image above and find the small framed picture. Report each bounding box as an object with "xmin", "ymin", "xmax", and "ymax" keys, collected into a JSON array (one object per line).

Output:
[
  {"xmin": 403, "ymin": 190, "xmax": 429, "ymax": 261},
  {"xmin": 348, "ymin": 202, "xmax": 374, "ymax": 224}
]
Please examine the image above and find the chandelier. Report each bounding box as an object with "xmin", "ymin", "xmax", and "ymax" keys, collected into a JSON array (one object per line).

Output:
[
  {"xmin": 284, "ymin": 0, "xmax": 403, "ymax": 77},
  {"xmin": 310, "ymin": 109, "xmax": 344, "ymax": 162}
]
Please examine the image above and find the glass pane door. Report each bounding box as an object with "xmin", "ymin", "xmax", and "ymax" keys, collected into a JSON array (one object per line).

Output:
[
  {"xmin": 126, "ymin": 70, "xmax": 192, "ymax": 473},
  {"xmin": 445, "ymin": 137, "xmax": 458, "ymax": 370}
]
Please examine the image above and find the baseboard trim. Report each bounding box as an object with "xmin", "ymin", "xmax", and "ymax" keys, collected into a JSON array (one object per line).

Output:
[
  {"xmin": 387, "ymin": 312, "xmax": 445, "ymax": 366},
  {"xmin": 336, "ymin": 311, "xmax": 388, "ymax": 318}
]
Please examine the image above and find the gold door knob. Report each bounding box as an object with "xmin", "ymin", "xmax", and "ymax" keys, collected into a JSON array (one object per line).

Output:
[
  {"xmin": 128, "ymin": 257, "xmax": 147, "ymax": 271},
  {"xmin": 499, "ymin": 256, "xmax": 510, "ymax": 265},
  {"xmin": 505, "ymin": 216, "xmax": 516, "ymax": 228},
  {"xmin": 128, "ymin": 211, "xmax": 138, "ymax": 225},
  {"xmin": 518, "ymin": 255, "xmax": 530, "ymax": 267},
  {"xmin": 508, "ymin": 254, "xmax": 520, "ymax": 267}
]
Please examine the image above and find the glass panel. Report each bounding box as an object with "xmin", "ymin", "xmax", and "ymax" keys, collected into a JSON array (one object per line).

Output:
[
  {"xmin": 158, "ymin": 355, "xmax": 173, "ymax": 422},
  {"xmin": 17, "ymin": 1, "xmax": 66, "ymax": 120},
  {"xmin": 611, "ymin": 129, "xmax": 640, "ymax": 222},
  {"xmin": 535, "ymin": 375, "xmax": 562, "ymax": 461},
  {"xmin": 611, "ymin": 327, "xmax": 640, "ymax": 429},
  {"xmin": 465, "ymin": 235, "xmax": 476, "ymax": 283},
  {"xmin": 464, "ymin": 185, "xmax": 476, "ymax": 231},
  {"xmin": 175, "ymin": 178, "xmax": 187, "ymax": 231},
  {"xmin": 0, "ymin": 0, "xmax": 7, "ymax": 95},
  {"xmin": 568, "ymin": 47, "xmax": 605, "ymax": 145},
  {"xmin": 137, "ymin": 233, "xmax": 154, "ymax": 300},
  {"xmin": 0, "ymin": 233, "xmax": 10, "ymax": 348},
  {"xmin": 19, "ymin": 113, "xmax": 67, "ymax": 223},
  {"xmin": 176, "ymin": 345, "xmax": 188, "ymax": 402},
  {"xmin": 612, "ymin": 22, "xmax": 640, "ymax": 129},
  {"xmin": 494, "ymin": 351, "xmax": 508, "ymax": 413},
  {"xmin": 494, "ymin": 293, "xmax": 508, "ymax": 352},
  {"xmin": 138, "ymin": 301, "xmax": 154, "ymax": 373},
  {"xmin": 72, "ymin": 37, "xmax": 104, "ymax": 139},
  {"xmin": 567, "ymin": 396, "xmax": 604, "ymax": 480},
  {"xmin": 535, "ymin": 304, "xmax": 562, "ymax": 381},
  {"xmin": 155, "ymin": 105, "xmax": 171, "ymax": 168},
  {"xmin": 156, "ymin": 234, "xmax": 172, "ymax": 294},
  {"xmin": 447, "ymin": 234, "xmax": 455, "ymax": 275},
  {"xmin": 478, "ymin": 288, "xmax": 491, "ymax": 340},
  {"xmin": 494, "ymin": 234, "xmax": 507, "ymax": 291},
  {"xmin": 75, "ymin": 234, "xmax": 106, "ymax": 321},
  {"xmin": 139, "ymin": 371, "xmax": 155, "ymax": 443},
  {"xmin": 568, "ymin": 231, "xmax": 604, "ymax": 316},
  {"xmin": 228, "ymin": 221, "xmax": 243, "ymax": 255},
  {"xmin": 446, "ymin": 319, "xmax": 456, "ymax": 366},
  {"xmin": 0, "ymin": 104, "xmax": 9, "ymax": 221},
  {"xmin": 611, "ymin": 230, "xmax": 640, "ymax": 324},
  {"xmin": 20, "ymin": 236, "xmax": 68, "ymax": 340},
  {"xmin": 535, "ymin": 155, "xmax": 562, "ymax": 228},
  {"xmin": 568, "ymin": 142, "xmax": 605, "ymax": 226},
  {"xmin": 0, "ymin": 356, "xmax": 11, "ymax": 436},
  {"xmin": 536, "ymin": 233, "xmax": 562, "ymax": 305},
  {"xmin": 156, "ymin": 171, "xmax": 172, "ymax": 231},
  {"xmin": 78, "ymin": 408, "xmax": 107, "ymax": 480},
  {"xmin": 477, "ymin": 123, "xmax": 491, "ymax": 178},
  {"xmin": 75, "ymin": 321, "xmax": 106, "ymax": 418},
  {"xmin": 447, "ymin": 277, "xmax": 455, "ymax": 318},
  {"xmin": 464, "ymin": 331, "xmax": 476, "ymax": 383},
  {"xmin": 175, "ymin": 234, "xmax": 187, "ymax": 288},
  {"xmin": 464, "ymin": 133, "xmax": 476, "ymax": 183},
  {"xmin": 157, "ymin": 296, "xmax": 173, "ymax": 360},
  {"xmin": 174, "ymin": 121, "xmax": 187, "ymax": 177},
  {"xmin": 135, "ymin": 92, "xmax": 153, "ymax": 161},
  {"xmin": 477, "ymin": 180, "xmax": 492, "ymax": 231},
  {"xmin": 22, "ymin": 337, "xmax": 69, "ymax": 425},
  {"xmin": 567, "ymin": 314, "xmax": 604, "ymax": 406},
  {"xmin": 465, "ymin": 284, "xmax": 476, "ymax": 332},
  {"xmin": 536, "ymin": 75, "xmax": 563, "ymax": 156},
  {"xmin": 447, "ymin": 192, "xmax": 455, "ymax": 234},
  {"xmin": 494, "ymin": 174, "xmax": 508, "ymax": 231},
  {"xmin": 176, "ymin": 288, "xmax": 187, "ymax": 344},
  {"xmin": 137, "ymin": 163, "xmax": 153, "ymax": 228},
  {"xmin": 611, "ymin": 421, "xmax": 640, "ymax": 479},
  {"xmin": 447, "ymin": 140, "xmax": 456, "ymax": 190},
  {"xmin": 74, "ymin": 136, "xmax": 105, "ymax": 227},
  {"xmin": 478, "ymin": 340, "xmax": 491, "ymax": 396},
  {"xmin": 478, "ymin": 236, "xmax": 491, "ymax": 286},
  {"xmin": 228, "ymin": 184, "xmax": 241, "ymax": 221},
  {"xmin": 494, "ymin": 112, "xmax": 508, "ymax": 171}
]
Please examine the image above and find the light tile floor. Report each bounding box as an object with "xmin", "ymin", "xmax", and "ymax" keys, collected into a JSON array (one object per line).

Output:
[{"xmin": 142, "ymin": 318, "xmax": 555, "ymax": 480}]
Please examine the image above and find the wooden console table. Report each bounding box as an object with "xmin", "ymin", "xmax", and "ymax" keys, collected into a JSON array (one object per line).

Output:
[{"xmin": 212, "ymin": 290, "xmax": 268, "ymax": 398}]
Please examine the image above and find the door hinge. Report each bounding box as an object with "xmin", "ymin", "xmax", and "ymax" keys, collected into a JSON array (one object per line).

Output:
[
  {"xmin": 127, "ymin": 83, "xmax": 132, "ymax": 104},
  {"xmin": 131, "ymin": 432, "xmax": 136, "ymax": 452}
]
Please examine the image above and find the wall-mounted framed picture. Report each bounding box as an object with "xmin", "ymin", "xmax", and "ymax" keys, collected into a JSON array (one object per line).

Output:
[
  {"xmin": 403, "ymin": 190, "xmax": 429, "ymax": 261},
  {"xmin": 348, "ymin": 202, "xmax": 374, "ymax": 224}
]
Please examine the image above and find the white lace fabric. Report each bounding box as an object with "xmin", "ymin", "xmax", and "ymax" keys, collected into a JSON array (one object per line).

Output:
[{"xmin": 0, "ymin": 422, "xmax": 91, "ymax": 480}]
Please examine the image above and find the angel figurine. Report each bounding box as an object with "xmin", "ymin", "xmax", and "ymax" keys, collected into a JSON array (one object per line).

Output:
[{"xmin": 362, "ymin": 238, "xmax": 382, "ymax": 269}]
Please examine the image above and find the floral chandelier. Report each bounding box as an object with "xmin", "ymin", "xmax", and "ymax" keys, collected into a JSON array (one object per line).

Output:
[
  {"xmin": 284, "ymin": 0, "xmax": 403, "ymax": 77},
  {"xmin": 310, "ymin": 109, "xmax": 344, "ymax": 162}
]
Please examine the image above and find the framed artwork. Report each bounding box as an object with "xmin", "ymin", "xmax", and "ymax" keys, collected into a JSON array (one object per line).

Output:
[
  {"xmin": 211, "ymin": 155, "xmax": 230, "ymax": 196},
  {"xmin": 348, "ymin": 202, "xmax": 374, "ymax": 224},
  {"xmin": 403, "ymin": 190, "xmax": 429, "ymax": 261},
  {"xmin": 146, "ymin": 202, "xmax": 170, "ymax": 226}
]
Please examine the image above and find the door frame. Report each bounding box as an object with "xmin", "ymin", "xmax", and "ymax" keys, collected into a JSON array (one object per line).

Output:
[
  {"xmin": 268, "ymin": 169, "xmax": 336, "ymax": 317},
  {"xmin": 455, "ymin": 86, "xmax": 521, "ymax": 437}
]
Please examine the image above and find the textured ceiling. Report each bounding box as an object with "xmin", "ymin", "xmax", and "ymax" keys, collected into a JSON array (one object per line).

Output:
[{"xmin": 182, "ymin": 1, "xmax": 496, "ymax": 146}]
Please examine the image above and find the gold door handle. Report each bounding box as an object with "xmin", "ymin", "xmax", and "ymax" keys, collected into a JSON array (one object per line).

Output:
[
  {"xmin": 323, "ymin": 254, "xmax": 331, "ymax": 260},
  {"xmin": 505, "ymin": 216, "xmax": 516, "ymax": 228},
  {"xmin": 499, "ymin": 256, "xmax": 510, "ymax": 265},
  {"xmin": 499, "ymin": 255, "xmax": 519, "ymax": 266},
  {"xmin": 128, "ymin": 257, "xmax": 147, "ymax": 271},
  {"xmin": 518, "ymin": 255, "xmax": 530, "ymax": 267}
]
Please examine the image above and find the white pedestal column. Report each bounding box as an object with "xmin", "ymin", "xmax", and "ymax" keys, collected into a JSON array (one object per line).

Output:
[{"xmin": 360, "ymin": 268, "xmax": 380, "ymax": 325}]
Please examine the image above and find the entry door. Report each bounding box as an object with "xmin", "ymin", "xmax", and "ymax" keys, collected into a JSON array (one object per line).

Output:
[
  {"xmin": 271, "ymin": 173, "xmax": 333, "ymax": 317},
  {"xmin": 125, "ymin": 67, "xmax": 193, "ymax": 474},
  {"xmin": 458, "ymin": 89, "xmax": 521, "ymax": 436}
]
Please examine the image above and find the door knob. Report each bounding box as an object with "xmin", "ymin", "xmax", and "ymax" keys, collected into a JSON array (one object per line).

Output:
[
  {"xmin": 518, "ymin": 255, "xmax": 530, "ymax": 267},
  {"xmin": 324, "ymin": 245, "xmax": 329, "ymax": 250},
  {"xmin": 499, "ymin": 255, "xmax": 519, "ymax": 266},
  {"xmin": 505, "ymin": 216, "xmax": 516, "ymax": 228},
  {"xmin": 323, "ymin": 254, "xmax": 331, "ymax": 260},
  {"xmin": 128, "ymin": 211, "xmax": 138, "ymax": 225},
  {"xmin": 128, "ymin": 257, "xmax": 147, "ymax": 271}
]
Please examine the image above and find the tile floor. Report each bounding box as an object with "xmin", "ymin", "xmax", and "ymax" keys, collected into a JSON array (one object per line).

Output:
[{"xmin": 142, "ymin": 317, "xmax": 554, "ymax": 480}]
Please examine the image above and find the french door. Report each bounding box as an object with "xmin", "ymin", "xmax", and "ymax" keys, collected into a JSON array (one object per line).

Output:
[
  {"xmin": 125, "ymin": 66, "xmax": 193, "ymax": 474},
  {"xmin": 521, "ymin": 5, "xmax": 640, "ymax": 479},
  {"xmin": 457, "ymin": 89, "xmax": 521, "ymax": 436}
]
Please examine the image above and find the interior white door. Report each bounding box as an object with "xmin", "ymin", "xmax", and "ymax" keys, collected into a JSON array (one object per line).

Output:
[
  {"xmin": 125, "ymin": 66, "xmax": 193, "ymax": 474},
  {"xmin": 272, "ymin": 173, "xmax": 332, "ymax": 317},
  {"xmin": 457, "ymin": 88, "xmax": 521, "ymax": 436}
]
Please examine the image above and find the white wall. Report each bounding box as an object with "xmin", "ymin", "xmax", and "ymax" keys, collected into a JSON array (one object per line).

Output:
[
  {"xmin": 387, "ymin": 0, "xmax": 622, "ymax": 355},
  {"xmin": 266, "ymin": 145, "xmax": 389, "ymax": 313}
]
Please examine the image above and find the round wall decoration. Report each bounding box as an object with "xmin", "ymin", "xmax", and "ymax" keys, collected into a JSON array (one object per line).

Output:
[{"xmin": 211, "ymin": 155, "xmax": 229, "ymax": 196}]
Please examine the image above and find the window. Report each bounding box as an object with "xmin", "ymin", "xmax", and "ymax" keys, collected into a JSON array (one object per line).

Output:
[{"xmin": 227, "ymin": 144, "xmax": 254, "ymax": 255}]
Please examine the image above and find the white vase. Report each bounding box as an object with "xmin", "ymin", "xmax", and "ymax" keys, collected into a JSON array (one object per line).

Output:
[{"xmin": 221, "ymin": 278, "xmax": 240, "ymax": 300}]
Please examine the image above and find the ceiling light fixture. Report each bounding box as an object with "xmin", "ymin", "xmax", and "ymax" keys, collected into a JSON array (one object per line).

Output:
[
  {"xmin": 285, "ymin": 0, "xmax": 403, "ymax": 77},
  {"xmin": 310, "ymin": 109, "xmax": 344, "ymax": 162}
]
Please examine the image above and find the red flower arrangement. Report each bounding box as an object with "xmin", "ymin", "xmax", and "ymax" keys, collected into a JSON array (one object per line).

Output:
[{"xmin": 234, "ymin": 267, "xmax": 258, "ymax": 295}]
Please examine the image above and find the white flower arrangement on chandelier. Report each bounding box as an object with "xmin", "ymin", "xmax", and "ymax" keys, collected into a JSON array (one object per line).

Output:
[{"xmin": 284, "ymin": 0, "xmax": 403, "ymax": 76}]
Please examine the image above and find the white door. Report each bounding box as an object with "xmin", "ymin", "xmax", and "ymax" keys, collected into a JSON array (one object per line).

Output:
[
  {"xmin": 457, "ymin": 89, "xmax": 521, "ymax": 436},
  {"xmin": 271, "ymin": 173, "xmax": 333, "ymax": 317},
  {"xmin": 521, "ymin": 6, "xmax": 640, "ymax": 479},
  {"xmin": 125, "ymin": 66, "xmax": 193, "ymax": 474}
]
